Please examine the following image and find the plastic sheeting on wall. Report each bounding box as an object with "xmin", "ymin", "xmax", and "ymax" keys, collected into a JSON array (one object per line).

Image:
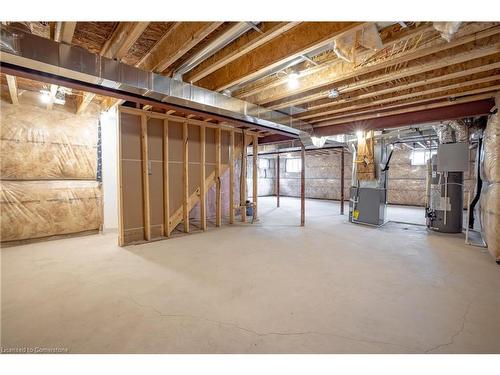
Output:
[
  {"xmin": 479, "ymin": 93, "xmax": 500, "ymax": 262},
  {"xmin": 481, "ymin": 110, "xmax": 500, "ymax": 183},
  {"xmin": 479, "ymin": 183, "xmax": 500, "ymax": 262},
  {"xmin": 0, "ymin": 180, "xmax": 103, "ymax": 242},
  {"xmin": 0, "ymin": 100, "xmax": 98, "ymax": 179}
]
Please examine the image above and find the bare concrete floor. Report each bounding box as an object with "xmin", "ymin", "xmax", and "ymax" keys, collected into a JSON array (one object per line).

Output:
[{"xmin": 1, "ymin": 197, "xmax": 499, "ymax": 353}]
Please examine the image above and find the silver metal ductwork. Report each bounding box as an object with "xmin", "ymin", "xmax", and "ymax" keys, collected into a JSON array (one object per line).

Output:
[
  {"xmin": 172, "ymin": 22, "xmax": 257, "ymax": 79},
  {"xmin": 0, "ymin": 26, "xmax": 303, "ymax": 138}
]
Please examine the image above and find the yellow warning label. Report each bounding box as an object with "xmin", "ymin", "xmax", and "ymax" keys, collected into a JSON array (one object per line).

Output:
[{"xmin": 353, "ymin": 210, "xmax": 359, "ymax": 220}]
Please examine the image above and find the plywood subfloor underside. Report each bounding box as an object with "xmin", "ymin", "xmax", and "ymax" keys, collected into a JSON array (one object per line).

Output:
[{"xmin": 1, "ymin": 197, "xmax": 499, "ymax": 353}]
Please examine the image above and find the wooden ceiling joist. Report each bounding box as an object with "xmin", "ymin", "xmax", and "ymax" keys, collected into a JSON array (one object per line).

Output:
[
  {"xmin": 76, "ymin": 92, "xmax": 95, "ymax": 114},
  {"xmin": 137, "ymin": 22, "xmax": 223, "ymax": 73},
  {"xmin": 313, "ymin": 92, "xmax": 498, "ymax": 129},
  {"xmin": 296, "ymin": 55, "xmax": 500, "ymax": 116},
  {"xmin": 308, "ymin": 84, "xmax": 500, "ymax": 126},
  {"xmin": 101, "ymin": 98, "xmax": 125, "ymax": 112},
  {"xmin": 5, "ymin": 74, "xmax": 19, "ymax": 105},
  {"xmin": 275, "ymin": 45, "xmax": 500, "ymax": 113},
  {"xmin": 54, "ymin": 22, "xmax": 77, "ymax": 44},
  {"xmin": 307, "ymin": 78, "xmax": 500, "ymax": 126},
  {"xmin": 183, "ymin": 22, "xmax": 298, "ymax": 83},
  {"xmin": 100, "ymin": 22, "xmax": 150, "ymax": 60},
  {"xmin": 195, "ymin": 22, "xmax": 364, "ymax": 91},
  {"xmin": 233, "ymin": 23, "xmax": 436, "ymax": 100},
  {"xmin": 250, "ymin": 23, "xmax": 500, "ymax": 107},
  {"xmin": 312, "ymin": 98, "xmax": 495, "ymax": 137}
]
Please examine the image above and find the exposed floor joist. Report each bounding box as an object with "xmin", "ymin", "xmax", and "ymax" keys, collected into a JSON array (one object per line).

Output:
[
  {"xmin": 100, "ymin": 22, "xmax": 150, "ymax": 60},
  {"xmin": 137, "ymin": 22, "xmax": 223, "ymax": 73},
  {"xmin": 183, "ymin": 22, "xmax": 298, "ymax": 83},
  {"xmin": 232, "ymin": 22, "xmax": 436, "ymax": 100},
  {"xmin": 313, "ymin": 91, "xmax": 499, "ymax": 129},
  {"xmin": 195, "ymin": 22, "xmax": 364, "ymax": 91},
  {"xmin": 76, "ymin": 92, "xmax": 95, "ymax": 114},
  {"xmin": 295, "ymin": 55, "xmax": 500, "ymax": 117},
  {"xmin": 9, "ymin": 21, "xmax": 500, "ymax": 137},
  {"xmin": 305, "ymin": 78, "xmax": 500, "ymax": 126},
  {"xmin": 54, "ymin": 22, "xmax": 77, "ymax": 43},
  {"xmin": 5, "ymin": 74, "xmax": 19, "ymax": 105},
  {"xmin": 307, "ymin": 85, "xmax": 500, "ymax": 127},
  {"xmin": 312, "ymin": 97, "xmax": 494, "ymax": 136},
  {"xmin": 255, "ymin": 23, "xmax": 500, "ymax": 108}
]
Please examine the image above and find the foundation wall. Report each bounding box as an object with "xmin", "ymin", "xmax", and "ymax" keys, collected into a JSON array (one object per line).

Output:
[{"xmin": 255, "ymin": 148, "xmax": 475, "ymax": 207}]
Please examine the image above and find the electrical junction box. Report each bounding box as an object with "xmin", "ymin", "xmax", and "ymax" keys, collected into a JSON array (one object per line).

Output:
[{"xmin": 437, "ymin": 143, "xmax": 469, "ymax": 172}]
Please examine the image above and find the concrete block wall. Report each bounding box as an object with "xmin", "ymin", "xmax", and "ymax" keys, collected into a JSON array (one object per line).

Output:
[
  {"xmin": 253, "ymin": 157, "xmax": 277, "ymax": 197},
  {"xmin": 388, "ymin": 148, "xmax": 476, "ymax": 207},
  {"xmin": 387, "ymin": 149, "xmax": 427, "ymax": 206},
  {"xmin": 251, "ymin": 148, "xmax": 477, "ymax": 207},
  {"xmin": 250, "ymin": 151, "xmax": 352, "ymax": 201}
]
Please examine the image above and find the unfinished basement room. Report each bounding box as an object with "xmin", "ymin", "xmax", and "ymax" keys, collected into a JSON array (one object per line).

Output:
[{"xmin": 1, "ymin": 4, "xmax": 500, "ymax": 368}]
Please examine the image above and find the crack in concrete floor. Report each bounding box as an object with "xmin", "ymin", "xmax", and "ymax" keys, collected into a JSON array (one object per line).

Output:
[
  {"xmin": 424, "ymin": 301, "xmax": 472, "ymax": 354},
  {"xmin": 127, "ymin": 296, "xmax": 421, "ymax": 352}
]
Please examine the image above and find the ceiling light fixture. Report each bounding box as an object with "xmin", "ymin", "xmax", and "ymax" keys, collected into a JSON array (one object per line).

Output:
[
  {"xmin": 311, "ymin": 136, "xmax": 327, "ymax": 148},
  {"xmin": 327, "ymin": 89, "xmax": 340, "ymax": 99},
  {"xmin": 287, "ymin": 72, "xmax": 300, "ymax": 89},
  {"xmin": 40, "ymin": 90, "xmax": 51, "ymax": 104},
  {"xmin": 356, "ymin": 130, "xmax": 364, "ymax": 141}
]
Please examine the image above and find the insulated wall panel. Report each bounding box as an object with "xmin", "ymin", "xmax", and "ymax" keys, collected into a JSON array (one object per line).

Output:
[
  {"xmin": 0, "ymin": 180, "xmax": 102, "ymax": 242},
  {"xmin": 0, "ymin": 100, "xmax": 98, "ymax": 179},
  {"xmin": 0, "ymin": 96, "xmax": 102, "ymax": 244}
]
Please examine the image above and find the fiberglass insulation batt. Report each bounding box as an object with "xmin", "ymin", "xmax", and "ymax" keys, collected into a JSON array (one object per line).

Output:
[{"xmin": 479, "ymin": 93, "xmax": 500, "ymax": 262}]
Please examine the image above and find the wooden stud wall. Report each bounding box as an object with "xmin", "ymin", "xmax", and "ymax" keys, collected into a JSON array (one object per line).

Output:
[
  {"xmin": 215, "ymin": 128, "xmax": 222, "ymax": 227},
  {"xmin": 163, "ymin": 119, "xmax": 170, "ymax": 237},
  {"xmin": 229, "ymin": 131, "xmax": 235, "ymax": 224},
  {"xmin": 240, "ymin": 130, "xmax": 248, "ymax": 223},
  {"xmin": 117, "ymin": 106, "xmax": 259, "ymax": 246},
  {"xmin": 200, "ymin": 125, "xmax": 207, "ymax": 230},
  {"xmin": 183, "ymin": 122, "xmax": 189, "ymax": 233},
  {"xmin": 252, "ymin": 135, "xmax": 258, "ymax": 221}
]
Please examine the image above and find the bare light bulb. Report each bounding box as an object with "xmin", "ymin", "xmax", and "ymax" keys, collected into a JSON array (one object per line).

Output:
[
  {"xmin": 287, "ymin": 72, "xmax": 300, "ymax": 89},
  {"xmin": 40, "ymin": 90, "xmax": 51, "ymax": 104}
]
